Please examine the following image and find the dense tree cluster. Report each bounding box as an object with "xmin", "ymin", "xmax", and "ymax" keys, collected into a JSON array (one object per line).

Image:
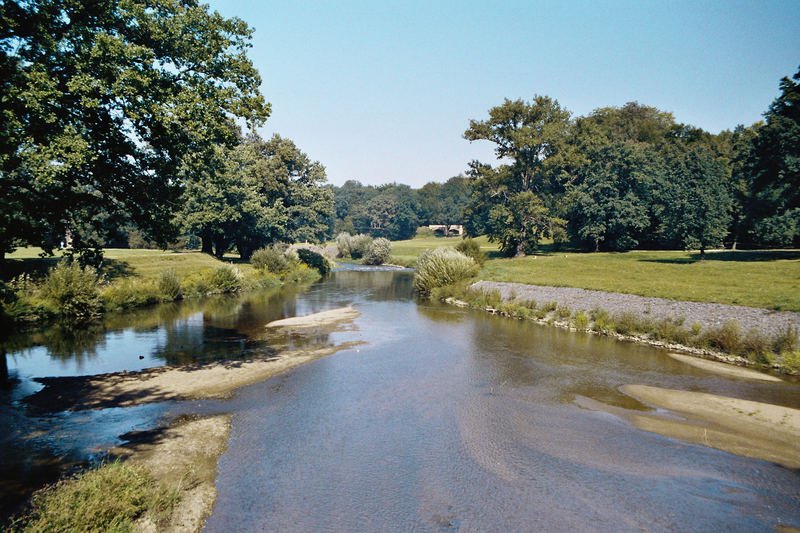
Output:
[
  {"xmin": 463, "ymin": 67, "xmax": 800, "ymax": 255},
  {"xmin": 0, "ymin": 0, "xmax": 335, "ymax": 265},
  {"xmin": 330, "ymin": 176, "xmax": 472, "ymax": 240}
]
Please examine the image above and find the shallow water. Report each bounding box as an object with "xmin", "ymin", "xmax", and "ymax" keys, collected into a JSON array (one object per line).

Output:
[{"xmin": 1, "ymin": 267, "xmax": 799, "ymax": 530}]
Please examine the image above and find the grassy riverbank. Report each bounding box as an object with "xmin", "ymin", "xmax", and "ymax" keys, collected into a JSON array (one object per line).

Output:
[
  {"xmin": 2, "ymin": 248, "xmax": 321, "ymax": 325},
  {"xmin": 389, "ymin": 235, "xmax": 800, "ymax": 311}
]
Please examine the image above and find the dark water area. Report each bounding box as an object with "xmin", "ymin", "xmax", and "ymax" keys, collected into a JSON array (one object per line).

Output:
[{"xmin": 1, "ymin": 266, "xmax": 799, "ymax": 530}]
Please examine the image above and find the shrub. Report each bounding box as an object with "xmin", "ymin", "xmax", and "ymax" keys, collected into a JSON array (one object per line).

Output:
[
  {"xmin": 690, "ymin": 322, "xmax": 702, "ymax": 336},
  {"xmin": 415, "ymin": 226, "xmax": 434, "ymax": 237},
  {"xmin": 207, "ymin": 265, "xmax": 242, "ymax": 293},
  {"xmin": 781, "ymin": 351, "xmax": 800, "ymax": 374},
  {"xmin": 572, "ymin": 311, "xmax": 589, "ymax": 330},
  {"xmin": 590, "ymin": 308, "xmax": 611, "ymax": 333},
  {"xmin": 556, "ymin": 305, "xmax": 572, "ymax": 320},
  {"xmin": 335, "ymin": 232, "xmax": 353, "ymax": 258},
  {"xmin": 10, "ymin": 461, "xmax": 177, "ymax": 533},
  {"xmin": 542, "ymin": 301, "xmax": 558, "ymax": 313},
  {"xmin": 702, "ymin": 321, "xmax": 742, "ymax": 353},
  {"xmin": 612, "ymin": 311, "xmax": 651, "ymax": 335},
  {"xmin": 413, "ymin": 247, "xmax": 478, "ymax": 296},
  {"xmin": 40, "ymin": 261, "xmax": 103, "ymax": 321},
  {"xmin": 251, "ymin": 246, "xmax": 292, "ymax": 273},
  {"xmin": 772, "ymin": 325, "xmax": 798, "ymax": 355},
  {"xmin": 740, "ymin": 328, "xmax": 770, "ymax": 358},
  {"xmin": 363, "ymin": 237, "xmax": 392, "ymax": 265},
  {"xmin": 455, "ymin": 238, "xmax": 487, "ymax": 266},
  {"xmin": 349, "ymin": 234, "xmax": 373, "ymax": 259},
  {"xmin": 297, "ymin": 248, "xmax": 330, "ymax": 275},
  {"xmin": 157, "ymin": 269, "xmax": 182, "ymax": 301}
]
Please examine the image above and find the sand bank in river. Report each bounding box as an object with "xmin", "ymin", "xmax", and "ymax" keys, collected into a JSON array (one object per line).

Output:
[
  {"xmin": 26, "ymin": 306, "xmax": 362, "ymax": 412},
  {"xmin": 111, "ymin": 415, "xmax": 232, "ymax": 532},
  {"xmin": 665, "ymin": 352, "xmax": 785, "ymax": 382},
  {"xmin": 265, "ymin": 305, "xmax": 360, "ymax": 328},
  {"xmin": 620, "ymin": 385, "xmax": 800, "ymax": 469}
]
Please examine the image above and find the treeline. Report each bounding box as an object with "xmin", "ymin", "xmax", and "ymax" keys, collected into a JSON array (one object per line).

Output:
[
  {"xmin": 329, "ymin": 177, "xmax": 471, "ymax": 240},
  {"xmin": 463, "ymin": 67, "xmax": 800, "ymax": 256},
  {"xmin": 0, "ymin": 1, "xmax": 333, "ymax": 266}
]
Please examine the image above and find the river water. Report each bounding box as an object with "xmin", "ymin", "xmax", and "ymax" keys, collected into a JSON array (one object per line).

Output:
[{"xmin": 2, "ymin": 267, "xmax": 799, "ymax": 531}]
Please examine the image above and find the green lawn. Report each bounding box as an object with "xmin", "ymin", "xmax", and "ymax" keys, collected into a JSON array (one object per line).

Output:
[
  {"xmin": 5, "ymin": 248, "xmax": 254, "ymax": 281},
  {"xmin": 387, "ymin": 237, "xmax": 800, "ymax": 311},
  {"xmin": 390, "ymin": 235, "xmax": 495, "ymax": 266}
]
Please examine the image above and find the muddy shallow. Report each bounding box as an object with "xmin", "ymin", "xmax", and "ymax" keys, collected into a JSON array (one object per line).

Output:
[{"xmin": 2, "ymin": 267, "xmax": 799, "ymax": 531}]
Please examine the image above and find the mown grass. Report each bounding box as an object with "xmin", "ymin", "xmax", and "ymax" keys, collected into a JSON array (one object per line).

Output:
[
  {"xmin": 8, "ymin": 461, "xmax": 178, "ymax": 533},
  {"xmin": 479, "ymin": 249, "xmax": 800, "ymax": 311},
  {"xmin": 389, "ymin": 235, "xmax": 495, "ymax": 267},
  {"xmin": 384, "ymin": 238, "xmax": 800, "ymax": 311}
]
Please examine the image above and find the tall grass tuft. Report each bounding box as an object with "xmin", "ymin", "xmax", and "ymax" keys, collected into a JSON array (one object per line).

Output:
[
  {"xmin": 207, "ymin": 265, "xmax": 243, "ymax": 293},
  {"xmin": 157, "ymin": 269, "xmax": 182, "ymax": 301},
  {"xmin": 40, "ymin": 261, "xmax": 103, "ymax": 321},
  {"xmin": 772, "ymin": 325, "xmax": 798, "ymax": 355},
  {"xmin": 9, "ymin": 461, "xmax": 178, "ymax": 533},
  {"xmin": 702, "ymin": 321, "xmax": 742, "ymax": 353},
  {"xmin": 414, "ymin": 248, "xmax": 478, "ymax": 296}
]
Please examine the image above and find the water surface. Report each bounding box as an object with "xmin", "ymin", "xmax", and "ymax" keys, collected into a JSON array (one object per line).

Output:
[{"xmin": 2, "ymin": 267, "xmax": 798, "ymax": 531}]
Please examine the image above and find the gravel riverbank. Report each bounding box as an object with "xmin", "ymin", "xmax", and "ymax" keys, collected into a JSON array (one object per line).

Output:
[{"xmin": 471, "ymin": 280, "xmax": 800, "ymax": 341}]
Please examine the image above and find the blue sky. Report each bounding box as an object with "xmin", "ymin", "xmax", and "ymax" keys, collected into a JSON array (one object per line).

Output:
[{"xmin": 206, "ymin": 0, "xmax": 800, "ymax": 187}]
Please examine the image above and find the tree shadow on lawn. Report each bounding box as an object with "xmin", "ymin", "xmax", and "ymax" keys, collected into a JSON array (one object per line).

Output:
[{"xmin": 641, "ymin": 250, "xmax": 800, "ymax": 264}]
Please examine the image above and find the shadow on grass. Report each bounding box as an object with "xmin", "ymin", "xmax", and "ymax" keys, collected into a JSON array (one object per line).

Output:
[
  {"xmin": 642, "ymin": 250, "xmax": 800, "ymax": 264},
  {"xmin": 100, "ymin": 259, "xmax": 135, "ymax": 280}
]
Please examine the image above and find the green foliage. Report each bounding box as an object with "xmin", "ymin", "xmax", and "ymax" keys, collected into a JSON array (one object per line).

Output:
[
  {"xmin": 251, "ymin": 246, "xmax": 292, "ymax": 274},
  {"xmin": 772, "ymin": 325, "xmax": 798, "ymax": 354},
  {"xmin": 572, "ymin": 311, "xmax": 589, "ymax": 330},
  {"xmin": 10, "ymin": 461, "xmax": 177, "ymax": 533},
  {"xmin": 656, "ymin": 144, "xmax": 732, "ymax": 257},
  {"xmin": 542, "ymin": 301, "xmax": 558, "ymax": 313},
  {"xmin": 690, "ymin": 322, "xmax": 702, "ymax": 336},
  {"xmin": 0, "ymin": 0, "xmax": 269, "ymax": 260},
  {"xmin": 415, "ymin": 226, "xmax": 435, "ymax": 237},
  {"xmin": 297, "ymin": 248, "xmax": 330, "ymax": 275},
  {"xmin": 455, "ymin": 238, "xmax": 487, "ymax": 266},
  {"xmin": 336, "ymin": 232, "xmax": 354, "ymax": 258},
  {"xmin": 782, "ymin": 351, "xmax": 800, "ymax": 374},
  {"xmin": 702, "ymin": 321, "xmax": 742, "ymax": 353},
  {"xmin": 611, "ymin": 311, "xmax": 651, "ymax": 335},
  {"xmin": 207, "ymin": 265, "xmax": 243, "ymax": 294},
  {"xmin": 556, "ymin": 305, "xmax": 572, "ymax": 319},
  {"xmin": 414, "ymin": 248, "xmax": 478, "ymax": 296},
  {"xmin": 101, "ymin": 280, "xmax": 160, "ymax": 313},
  {"xmin": 157, "ymin": 269, "xmax": 182, "ymax": 302},
  {"xmin": 363, "ymin": 238, "xmax": 392, "ymax": 265},
  {"xmin": 40, "ymin": 262, "xmax": 103, "ymax": 321},
  {"xmin": 349, "ymin": 234, "xmax": 374, "ymax": 259},
  {"xmin": 741, "ymin": 328, "xmax": 770, "ymax": 359}
]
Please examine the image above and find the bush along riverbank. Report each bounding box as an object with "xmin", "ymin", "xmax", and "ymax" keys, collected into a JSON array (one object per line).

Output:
[
  {"xmin": 430, "ymin": 280, "xmax": 800, "ymax": 376},
  {"xmin": 0, "ymin": 248, "xmax": 329, "ymax": 329}
]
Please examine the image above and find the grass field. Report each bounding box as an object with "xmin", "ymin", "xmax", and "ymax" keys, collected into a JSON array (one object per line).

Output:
[
  {"xmin": 387, "ymin": 237, "xmax": 800, "ymax": 311},
  {"xmin": 389, "ymin": 235, "xmax": 495, "ymax": 266},
  {"xmin": 5, "ymin": 248, "xmax": 254, "ymax": 281}
]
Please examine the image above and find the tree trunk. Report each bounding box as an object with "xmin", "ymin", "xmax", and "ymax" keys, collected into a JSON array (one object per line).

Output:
[
  {"xmin": 0, "ymin": 349, "xmax": 8, "ymax": 387},
  {"xmin": 700, "ymin": 247, "xmax": 706, "ymax": 261},
  {"xmin": 594, "ymin": 238, "xmax": 600, "ymax": 253},
  {"xmin": 201, "ymin": 231, "xmax": 213, "ymax": 255},
  {"xmin": 213, "ymin": 236, "xmax": 228, "ymax": 259}
]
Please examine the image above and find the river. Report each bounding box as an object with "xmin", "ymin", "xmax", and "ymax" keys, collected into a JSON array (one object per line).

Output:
[{"xmin": 2, "ymin": 266, "xmax": 799, "ymax": 531}]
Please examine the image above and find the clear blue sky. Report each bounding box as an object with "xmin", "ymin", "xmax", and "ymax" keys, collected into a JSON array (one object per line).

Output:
[{"xmin": 206, "ymin": 0, "xmax": 800, "ymax": 188}]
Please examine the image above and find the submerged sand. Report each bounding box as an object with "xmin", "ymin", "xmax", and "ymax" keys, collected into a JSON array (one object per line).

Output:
[
  {"xmin": 620, "ymin": 385, "xmax": 800, "ymax": 469},
  {"xmin": 665, "ymin": 352, "xmax": 785, "ymax": 382},
  {"xmin": 27, "ymin": 307, "xmax": 362, "ymax": 412}
]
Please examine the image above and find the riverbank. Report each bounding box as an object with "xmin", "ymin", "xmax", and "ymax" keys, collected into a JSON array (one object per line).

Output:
[
  {"xmin": 440, "ymin": 280, "xmax": 800, "ymax": 375},
  {"xmin": 11, "ymin": 307, "xmax": 362, "ymax": 531}
]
